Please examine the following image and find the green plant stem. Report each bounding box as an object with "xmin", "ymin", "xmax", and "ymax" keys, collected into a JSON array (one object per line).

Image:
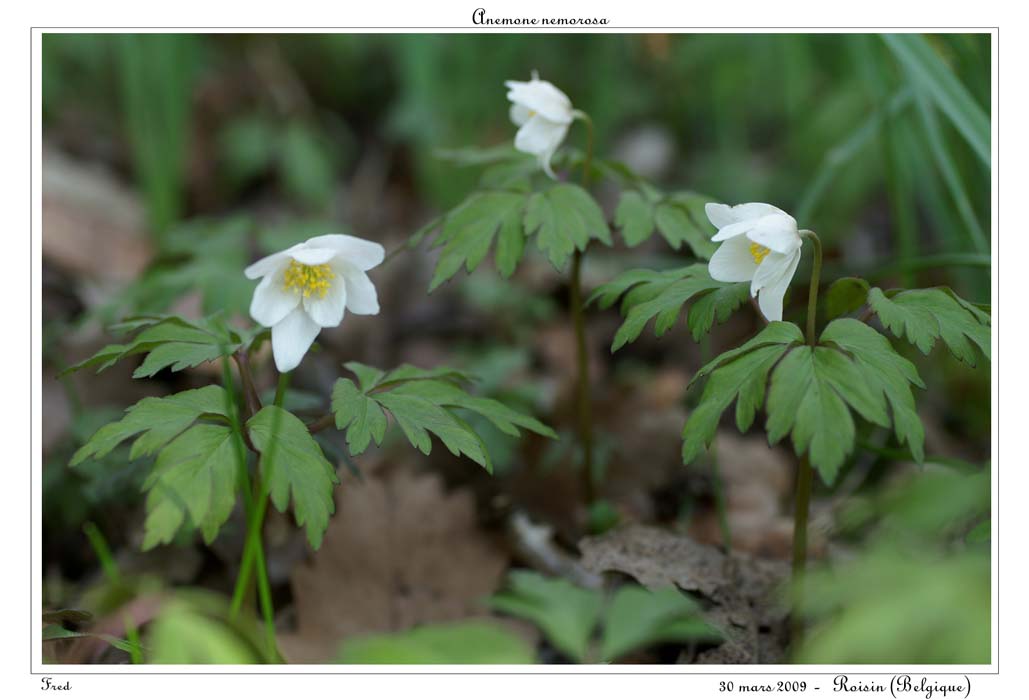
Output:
[
  {"xmin": 791, "ymin": 454, "xmax": 814, "ymax": 643},
  {"xmin": 229, "ymin": 372, "xmax": 290, "ymax": 662},
  {"xmin": 571, "ymin": 111, "xmax": 596, "ymax": 507},
  {"xmin": 700, "ymin": 335, "xmax": 732, "ymax": 553},
  {"xmin": 791, "ymin": 230, "xmax": 823, "ymax": 645},
  {"xmin": 801, "ymin": 230, "xmax": 823, "ymax": 346}
]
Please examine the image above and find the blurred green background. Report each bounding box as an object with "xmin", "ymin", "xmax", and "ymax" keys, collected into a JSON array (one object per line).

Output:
[{"xmin": 42, "ymin": 33, "xmax": 990, "ymax": 286}]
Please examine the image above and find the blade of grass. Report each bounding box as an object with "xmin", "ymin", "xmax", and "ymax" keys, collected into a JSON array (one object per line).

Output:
[
  {"xmin": 794, "ymin": 88, "xmax": 912, "ymax": 224},
  {"xmin": 913, "ymin": 89, "xmax": 989, "ymax": 253},
  {"xmin": 881, "ymin": 34, "xmax": 990, "ymax": 166}
]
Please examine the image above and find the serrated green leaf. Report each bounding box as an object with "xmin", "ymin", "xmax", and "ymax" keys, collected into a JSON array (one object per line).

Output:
[
  {"xmin": 525, "ymin": 183, "xmax": 610, "ymax": 270},
  {"xmin": 588, "ymin": 267, "xmax": 683, "ymax": 310},
  {"xmin": 600, "ymin": 587, "xmax": 720, "ymax": 662},
  {"xmin": 685, "ymin": 283, "xmax": 751, "ymax": 342},
  {"xmin": 376, "ymin": 392, "xmax": 493, "ymax": 471},
  {"xmin": 430, "ymin": 191, "xmax": 528, "ymax": 291},
  {"xmin": 825, "ymin": 277, "xmax": 871, "ymax": 319},
  {"xmin": 681, "ymin": 342, "xmax": 795, "ymax": 464},
  {"xmin": 247, "ymin": 406, "xmax": 339, "ymax": 549},
  {"xmin": 820, "ymin": 319, "xmax": 926, "ymax": 461},
  {"xmin": 63, "ymin": 316, "xmax": 242, "ymax": 378},
  {"xmin": 141, "ymin": 423, "xmax": 238, "ymax": 549},
  {"xmin": 338, "ymin": 621, "xmax": 535, "ymax": 664},
  {"xmin": 392, "ymin": 380, "xmax": 557, "ymax": 439},
  {"xmin": 654, "ymin": 200, "xmax": 717, "ymax": 259},
  {"xmin": 488, "ymin": 570, "xmax": 602, "ymax": 663},
  {"xmin": 331, "ymin": 379, "xmax": 388, "ymax": 454},
  {"xmin": 614, "ymin": 191, "xmax": 654, "ymax": 247},
  {"xmin": 869, "ymin": 287, "xmax": 990, "ymax": 366},
  {"xmin": 766, "ymin": 344, "xmax": 894, "ymax": 484},
  {"xmin": 606, "ymin": 265, "xmax": 749, "ymax": 351},
  {"xmin": 332, "ymin": 363, "xmax": 554, "ymax": 472},
  {"xmin": 495, "ymin": 206, "xmax": 525, "ymax": 278},
  {"xmin": 71, "ymin": 386, "xmax": 230, "ymax": 466},
  {"xmin": 690, "ymin": 321, "xmax": 805, "ymax": 387}
]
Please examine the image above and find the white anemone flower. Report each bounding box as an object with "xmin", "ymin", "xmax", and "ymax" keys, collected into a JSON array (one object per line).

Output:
[
  {"xmin": 705, "ymin": 202, "xmax": 803, "ymax": 322},
  {"xmin": 245, "ymin": 235, "xmax": 385, "ymax": 372},
  {"xmin": 505, "ymin": 70, "xmax": 574, "ymax": 179}
]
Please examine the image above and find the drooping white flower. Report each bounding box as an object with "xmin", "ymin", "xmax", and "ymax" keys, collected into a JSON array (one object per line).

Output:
[
  {"xmin": 245, "ymin": 234, "xmax": 385, "ymax": 372},
  {"xmin": 705, "ymin": 202, "xmax": 803, "ymax": 322},
  {"xmin": 505, "ymin": 70, "xmax": 574, "ymax": 179}
]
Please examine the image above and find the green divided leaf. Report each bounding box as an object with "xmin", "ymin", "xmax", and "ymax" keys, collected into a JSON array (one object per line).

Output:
[
  {"xmin": 612, "ymin": 190, "xmax": 718, "ymax": 259},
  {"xmin": 62, "ymin": 315, "xmax": 244, "ymax": 379},
  {"xmin": 820, "ymin": 319, "xmax": 927, "ymax": 462},
  {"xmin": 488, "ymin": 571, "xmax": 719, "ymax": 663},
  {"xmin": 825, "ymin": 277, "xmax": 871, "ymax": 319},
  {"xmin": 681, "ymin": 324, "xmax": 802, "ymax": 465},
  {"xmin": 247, "ymin": 406, "xmax": 339, "ymax": 549},
  {"xmin": 524, "ymin": 183, "xmax": 611, "ymax": 270},
  {"xmin": 683, "ymin": 319, "xmax": 930, "ymax": 484},
  {"xmin": 614, "ymin": 190, "xmax": 654, "ymax": 247},
  {"xmin": 420, "ymin": 182, "xmax": 611, "ymax": 288},
  {"xmin": 71, "ymin": 386, "xmax": 231, "ymax": 465},
  {"xmin": 337, "ymin": 621, "xmax": 535, "ymax": 664},
  {"xmin": 331, "ymin": 363, "xmax": 556, "ymax": 473},
  {"xmin": 429, "ymin": 191, "xmax": 527, "ymax": 291},
  {"xmin": 70, "ymin": 386, "xmax": 242, "ymax": 549},
  {"xmin": 488, "ymin": 570, "xmax": 603, "ymax": 662},
  {"xmin": 766, "ymin": 345, "xmax": 891, "ymax": 484},
  {"xmin": 868, "ymin": 287, "xmax": 990, "ymax": 366},
  {"xmin": 141, "ymin": 424, "xmax": 238, "ymax": 549},
  {"xmin": 590, "ymin": 264, "xmax": 749, "ymax": 350}
]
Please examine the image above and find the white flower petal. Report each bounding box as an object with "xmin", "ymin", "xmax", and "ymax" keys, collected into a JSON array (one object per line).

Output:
[
  {"xmin": 271, "ymin": 308, "xmax": 322, "ymax": 373},
  {"xmin": 303, "ymin": 234, "xmax": 386, "ymax": 271},
  {"xmin": 244, "ymin": 250, "xmax": 291, "ymax": 280},
  {"xmin": 341, "ymin": 265, "xmax": 380, "ymax": 315},
  {"xmin": 289, "ymin": 246, "xmax": 339, "ymax": 266},
  {"xmin": 504, "ymin": 76, "xmax": 573, "ymax": 124},
  {"xmin": 509, "ymin": 103, "xmax": 531, "ymax": 127},
  {"xmin": 301, "ymin": 275, "xmax": 347, "ymax": 328},
  {"xmin": 708, "ymin": 234, "xmax": 759, "ymax": 282},
  {"xmin": 755, "ymin": 249, "xmax": 802, "ymax": 322},
  {"xmin": 729, "ymin": 202, "xmax": 790, "ymax": 222},
  {"xmin": 745, "ymin": 214, "xmax": 801, "ymax": 254},
  {"xmin": 250, "ymin": 270, "xmax": 300, "ymax": 327},
  {"xmin": 705, "ymin": 203, "xmax": 737, "ymax": 229},
  {"xmin": 514, "ymin": 116, "xmax": 569, "ymax": 177},
  {"xmin": 711, "ymin": 219, "xmax": 757, "ymax": 242}
]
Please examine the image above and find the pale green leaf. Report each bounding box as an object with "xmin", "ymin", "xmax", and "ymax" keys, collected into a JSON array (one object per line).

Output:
[
  {"xmin": 141, "ymin": 423, "xmax": 238, "ymax": 549},
  {"xmin": 488, "ymin": 570, "xmax": 602, "ymax": 663},
  {"xmin": 600, "ymin": 587, "xmax": 720, "ymax": 662},
  {"xmin": 820, "ymin": 319, "xmax": 926, "ymax": 461},
  {"xmin": 869, "ymin": 287, "xmax": 990, "ymax": 366},
  {"xmin": 430, "ymin": 191, "xmax": 528, "ymax": 290},
  {"xmin": 71, "ymin": 386, "xmax": 230, "ymax": 465},
  {"xmin": 338, "ymin": 622, "xmax": 535, "ymax": 664},
  {"xmin": 247, "ymin": 406, "xmax": 339, "ymax": 549},
  {"xmin": 614, "ymin": 191, "xmax": 654, "ymax": 247}
]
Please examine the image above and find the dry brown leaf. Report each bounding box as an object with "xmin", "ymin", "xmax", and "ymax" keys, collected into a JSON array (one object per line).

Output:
[
  {"xmin": 578, "ymin": 524, "xmax": 790, "ymax": 664},
  {"xmin": 42, "ymin": 144, "xmax": 151, "ymax": 283},
  {"xmin": 279, "ymin": 468, "xmax": 509, "ymax": 663}
]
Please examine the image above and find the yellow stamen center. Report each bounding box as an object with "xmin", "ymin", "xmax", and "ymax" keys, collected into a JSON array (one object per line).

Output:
[
  {"xmin": 283, "ymin": 260, "xmax": 335, "ymax": 299},
  {"xmin": 749, "ymin": 242, "xmax": 771, "ymax": 265}
]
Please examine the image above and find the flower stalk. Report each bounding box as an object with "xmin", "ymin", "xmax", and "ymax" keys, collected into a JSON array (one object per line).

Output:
[
  {"xmin": 791, "ymin": 229, "xmax": 823, "ymax": 644},
  {"xmin": 571, "ymin": 111, "xmax": 596, "ymax": 507},
  {"xmin": 228, "ymin": 370, "xmax": 291, "ymax": 662}
]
